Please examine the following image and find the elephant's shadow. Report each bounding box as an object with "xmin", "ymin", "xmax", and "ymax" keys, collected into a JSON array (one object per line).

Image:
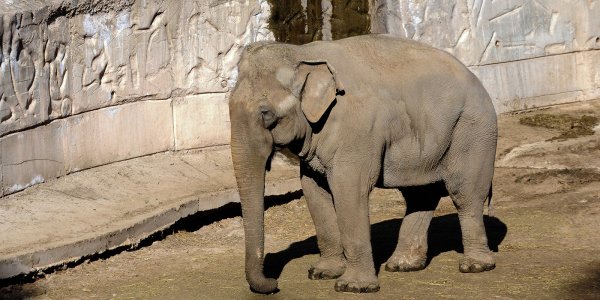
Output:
[{"xmin": 264, "ymin": 214, "xmax": 507, "ymax": 278}]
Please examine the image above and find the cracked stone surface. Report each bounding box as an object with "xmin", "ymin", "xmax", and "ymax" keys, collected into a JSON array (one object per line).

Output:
[
  {"xmin": 370, "ymin": 0, "xmax": 600, "ymax": 112},
  {"xmin": 2, "ymin": 0, "xmax": 597, "ymax": 140},
  {"xmin": 0, "ymin": 0, "xmax": 274, "ymax": 195},
  {"xmin": 372, "ymin": 0, "xmax": 600, "ymax": 66},
  {"xmin": 0, "ymin": 0, "xmax": 272, "ymax": 137}
]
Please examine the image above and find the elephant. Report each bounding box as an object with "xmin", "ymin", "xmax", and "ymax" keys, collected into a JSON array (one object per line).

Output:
[{"xmin": 228, "ymin": 34, "xmax": 497, "ymax": 294}]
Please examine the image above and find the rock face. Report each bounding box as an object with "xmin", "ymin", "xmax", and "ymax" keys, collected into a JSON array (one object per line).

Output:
[
  {"xmin": 0, "ymin": 0, "xmax": 598, "ymax": 196},
  {"xmin": 373, "ymin": 0, "xmax": 599, "ymax": 65},
  {"xmin": 371, "ymin": 0, "xmax": 600, "ymax": 112},
  {"xmin": 0, "ymin": 0, "xmax": 272, "ymax": 137},
  {"xmin": 0, "ymin": 0, "xmax": 274, "ymax": 195}
]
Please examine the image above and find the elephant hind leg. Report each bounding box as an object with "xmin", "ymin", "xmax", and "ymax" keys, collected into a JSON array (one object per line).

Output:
[
  {"xmin": 443, "ymin": 116, "xmax": 497, "ymax": 273},
  {"xmin": 385, "ymin": 183, "xmax": 444, "ymax": 272},
  {"xmin": 445, "ymin": 180, "xmax": 496, "ymax": 273}
]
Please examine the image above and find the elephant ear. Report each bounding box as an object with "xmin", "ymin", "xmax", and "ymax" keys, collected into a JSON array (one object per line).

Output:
[{"xmin": 294, "ymin": 61, "xmax": 343, "ymax": 124}]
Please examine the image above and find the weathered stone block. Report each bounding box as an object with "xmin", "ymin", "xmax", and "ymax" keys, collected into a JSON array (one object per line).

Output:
[
  {"xmin": 69, "ymin": 7, "xmax": 175, "ymax": 114},
  {"xmin": 470, "ymin": 51, "xmax": 598, "ymax": 113},
  {"xmin": 1, "ymin": 121, "xmax": 66, "ymax": 194},
  {"xmin": 0, "ymin": 140, "xmax": 2, "ymax": 197},
  {"xmin": 174, "ymin": 0, "xmax": 273, "ymax": 93},
  {"xmin": 0, "ymin": 10, "xmax": 46, "ymax": 136},
  {"xmin": 63, "ymin": 100, "xmax": 173, "ymax": 173},
  {"xmin": 578, "ymin": 50, "xmax": 600, "ymax": 97},
  {"xmin": 0, "ymin": 0, "xmax": 272, "ymax": 138},
  {"xmin": 173, "ymin": 93, "xmax": 230, "ymax": 151},
  {"xmin": 0, "ymin": 0, "xmax": 275, "ymax": 195},
  {"xmin": 373, "ymin": 0, "xmax": 600, "ymax": 66},
  {"xmin": 0, "ymin": 0, "xmax": 46, "ymax": 14}
]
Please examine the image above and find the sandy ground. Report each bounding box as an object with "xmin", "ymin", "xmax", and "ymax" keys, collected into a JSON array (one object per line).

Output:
[{"xmin": 2, "ymin": 100, "xmax": 600, "ymax": 299}]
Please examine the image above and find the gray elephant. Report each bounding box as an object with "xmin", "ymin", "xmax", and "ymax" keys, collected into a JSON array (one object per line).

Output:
[{"xmin": 229, "ymin": 34, "xmax": 497, "ymax": 294}]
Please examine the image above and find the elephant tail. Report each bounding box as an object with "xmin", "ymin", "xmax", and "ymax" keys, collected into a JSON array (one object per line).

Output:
[{"xmin": 487, "ymin": 184, "xmax": 494, "ymax": 217}]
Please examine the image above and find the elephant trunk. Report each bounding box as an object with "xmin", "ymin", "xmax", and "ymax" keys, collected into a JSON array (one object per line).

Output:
[{"xmin": 230, "ymin": 121, "xmax": 277, "ymax": 294}]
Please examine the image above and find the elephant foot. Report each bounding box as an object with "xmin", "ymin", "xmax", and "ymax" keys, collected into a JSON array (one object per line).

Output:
[
  {"xmin": 308, "ymin": 256, "xmax": 346, "ymax": 280},
  {"xmin": 459, "ymin": 253, "xmax": 495, "ymax": 273},
  {"xmin": 384, "ymin": 253, "xmax": 427, "ymax": 272},
  {"xmin": 333, "ymin": 268, "xmax": 379, "ymax": 293}
]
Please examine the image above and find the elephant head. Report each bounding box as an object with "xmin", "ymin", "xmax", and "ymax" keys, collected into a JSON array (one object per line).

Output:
[{"xmin": 228, "ymin": 43, "xmax": 343, "ymax": 293}]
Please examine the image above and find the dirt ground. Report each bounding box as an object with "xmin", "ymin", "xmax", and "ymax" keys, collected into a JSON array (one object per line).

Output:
[{"xmin": 2, "ymin": 100, "xmax": 600, "ymax": 299}]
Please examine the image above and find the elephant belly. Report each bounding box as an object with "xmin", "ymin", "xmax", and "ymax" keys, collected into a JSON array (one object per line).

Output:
[
  {"xmin": 378, "ymin": 142, "xmax": 445, "ymax": 188},
  {"xmin": 379, "ymin": 165, "xmax": 442, "ymax": 188}
]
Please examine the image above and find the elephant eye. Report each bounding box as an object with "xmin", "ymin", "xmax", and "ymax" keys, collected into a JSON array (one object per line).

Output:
[{"xmin": 260, "ymin": 106, "xmax": 277, "ymax": 129}]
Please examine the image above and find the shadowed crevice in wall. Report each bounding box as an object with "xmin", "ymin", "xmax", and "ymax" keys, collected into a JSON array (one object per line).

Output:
[
  {"xmin": 267, "ymin": 0, "xmax": 323, "ymax": 44},
  {"xmin": 330, "ymin": 0, "xmax": 370, "ymax": 40},
  {"xmin": 264, "ymin": 214, "xmax": 507, "ymax": 278},
  {"xmin": 45, "ymin": 0, "xmax": 136, "ymax": 24},
  {"xmin": 267, "ymin": 0, "xmax": 370, "ymax": 44}
]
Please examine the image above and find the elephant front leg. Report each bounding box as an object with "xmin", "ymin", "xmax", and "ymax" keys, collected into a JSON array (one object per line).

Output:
[
  {"xmin": 386, "ymin": 185, "xmax": 441, "ymax": 272},
  {"xmin": 301, "ymin": 169, "xmax": 346, "ymax": 280},
  {"xmin": 328, "ymin": 166, "xmax": 379, "ymax": 293}
]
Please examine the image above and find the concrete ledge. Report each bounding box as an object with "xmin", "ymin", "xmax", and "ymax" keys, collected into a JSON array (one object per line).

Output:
[
  {"xmin": 0, "ymin": 100, "xmax": 177, "ymax": 196},
  {"xmin": 1, "ymin": 121, "xmax": 65, "ymax": 195},
  {"xmin": 173, "ymin": 93, "xmax": 231, "ymax": 151},
  {"xmin": 64, "ymin": 100, "xmax": 175, "ymax": 173},
  {"xmin": 0, "ymin": 146, "xmax": 301, "ymax": 280}
]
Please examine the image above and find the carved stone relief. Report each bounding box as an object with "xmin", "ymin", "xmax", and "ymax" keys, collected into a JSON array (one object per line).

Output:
[
  {"xmin": 175, "ymin": 0, "xmax": 273, "ymax": 93},
  {"xmin": 46, "ymin": 17, "xmax": 71, "ymax": 118},
  {"xmin": 372, "ymin": 0, "xmax": 600, "ymax": 66},
  {"xmin": 0, "ymin": 0, "xmax": 274, "ymax": 137},
  {"xmin": 0, "ymin": 11, "xmax": 47, "ymax": 135}
]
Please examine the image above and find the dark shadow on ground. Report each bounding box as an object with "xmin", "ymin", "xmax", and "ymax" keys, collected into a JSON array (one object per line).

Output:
[
  {"xmin": 169, "ymin": 190, "xmax": 303, "ymax": 233},
  {"xmin": 0, "ymin": 284, "xmax": 46, "ymax": 300},
  {"xmin": 264, "ymin": 214, "xmax": 507, "ymax": 279},
  {"xmin": 564, "ymin": 262, "xmax": 600, "ymax": 298}
]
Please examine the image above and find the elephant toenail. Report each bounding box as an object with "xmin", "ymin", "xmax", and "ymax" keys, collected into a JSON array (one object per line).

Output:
[
  {"xmin": 384, "ymin": 263, "xmax": 398, "ymax": 272},
  {"xmin": 334, "ymin": 281, "xmax": 348, "ymax": 292}
]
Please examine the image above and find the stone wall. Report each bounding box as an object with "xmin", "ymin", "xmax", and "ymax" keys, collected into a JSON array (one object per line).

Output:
[
  {"xmin": 0, "ymin": 0, "xmax": 274, "ymax": 196},
  {"xmin": 372, "ymin": 0, "xmax": 600, "ymax": 111},
  {"xmin": 1, "ymin": 0, "xmax": 598, "ymax": 196}
]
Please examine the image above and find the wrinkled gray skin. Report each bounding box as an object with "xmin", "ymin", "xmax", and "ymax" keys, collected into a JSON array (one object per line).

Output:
[{"xmin": 229, "ymin": 34, "xmax": 497, "ymax": 294}]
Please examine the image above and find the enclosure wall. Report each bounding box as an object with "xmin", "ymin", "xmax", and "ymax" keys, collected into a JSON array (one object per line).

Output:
[{"xmin": 1, "ymin": 0, "xmax": 598, "ymax": 196}]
